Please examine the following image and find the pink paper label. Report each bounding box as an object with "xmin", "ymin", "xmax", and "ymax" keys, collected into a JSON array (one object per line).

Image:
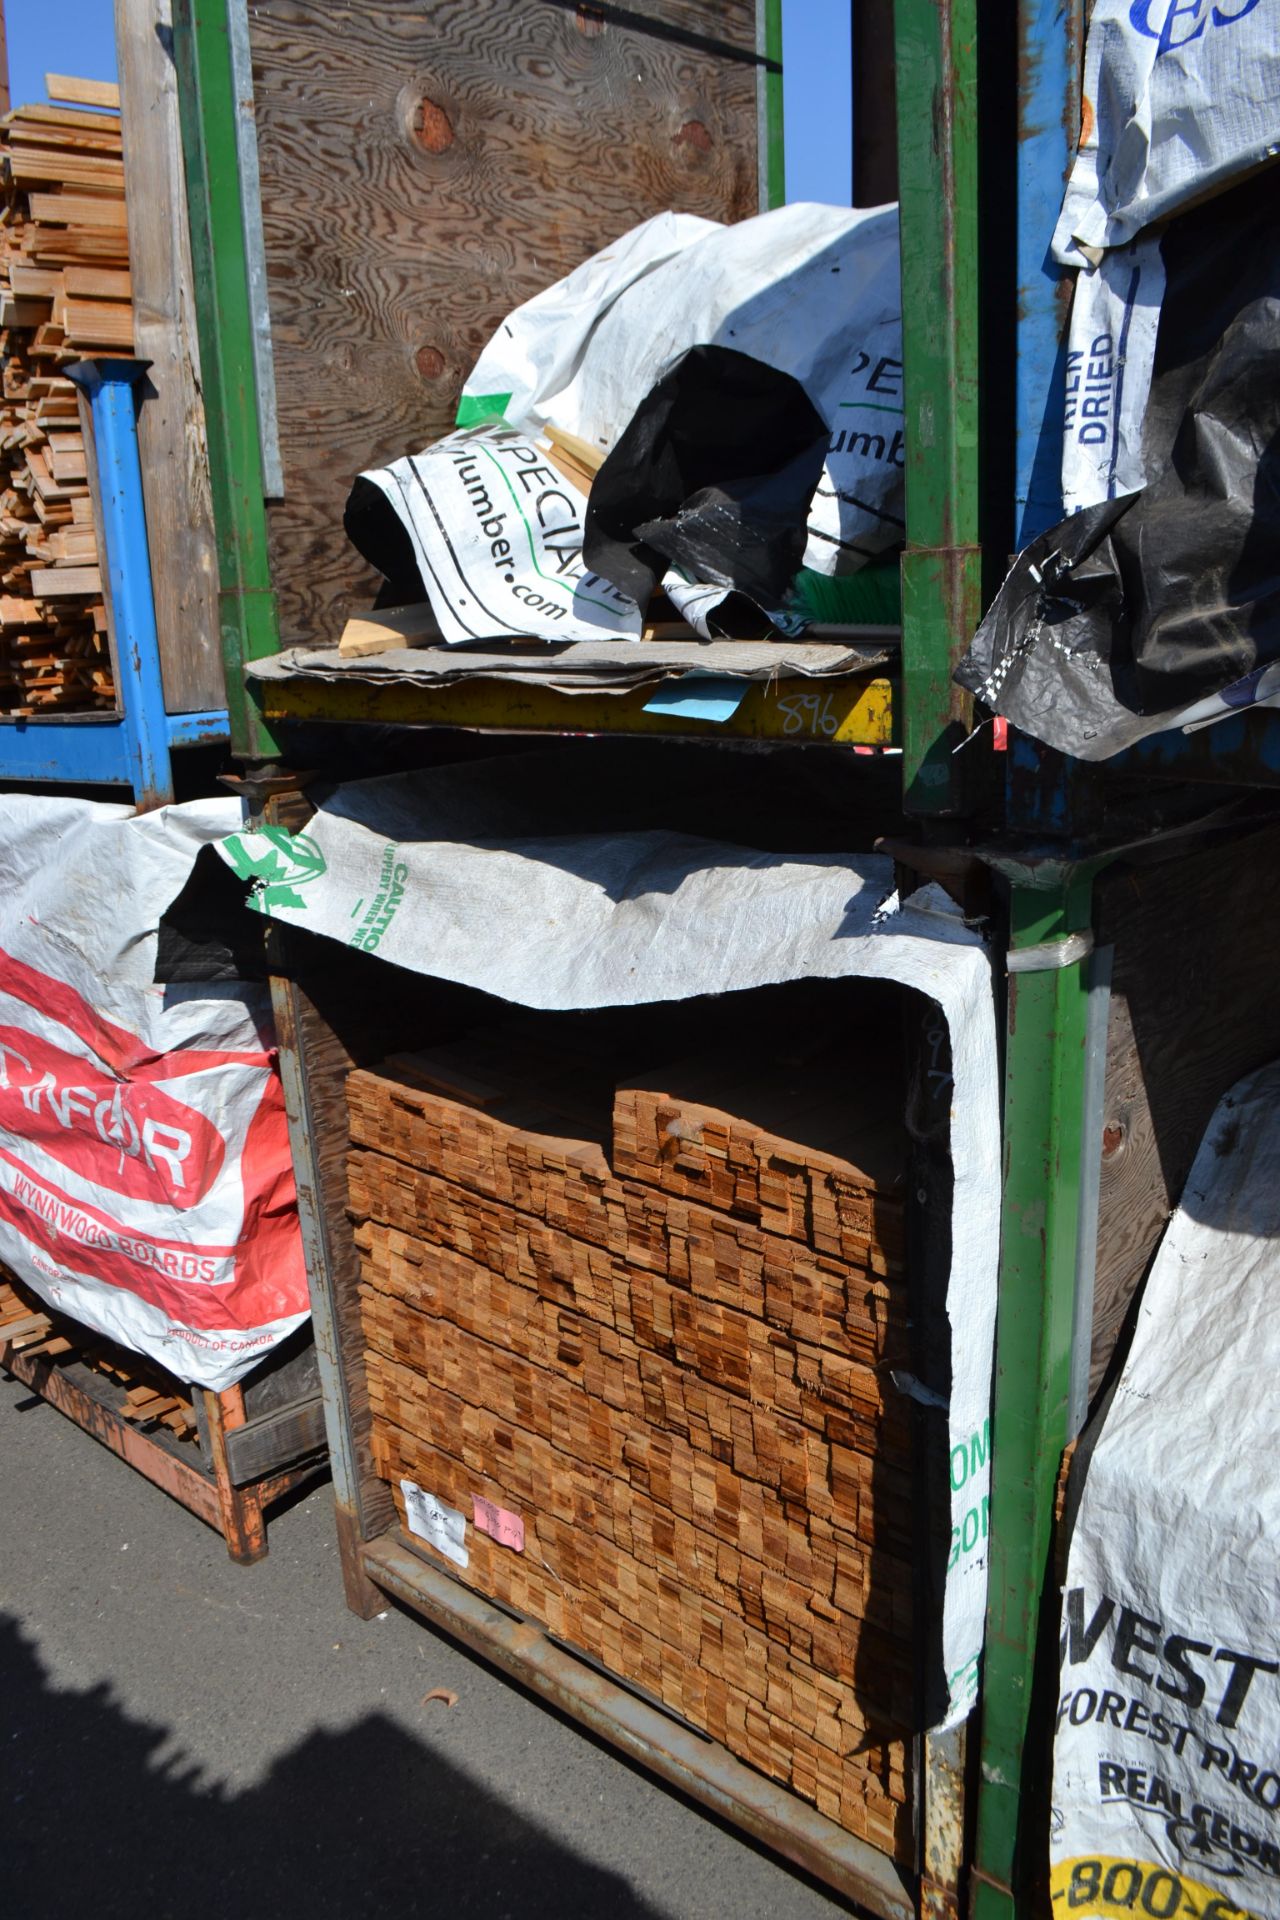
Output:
[{"xmin": 473, "ymin": 1495, "xmax": 525, "ymax": 1552}]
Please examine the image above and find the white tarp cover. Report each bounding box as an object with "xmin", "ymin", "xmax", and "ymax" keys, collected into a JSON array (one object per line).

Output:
[
  {"xmin": 1052, "ymin": 1059, "xmax": 1280, "ymax": 1920},
  {"xmin": 361, "ymin": 203, "xmax": 903, "ymax": 644},
  {"xmin": 1055, "ymin": 1, "xmax": 1280, "ymax": 511},
  {"xmin": 218, "ymin": 762, "xmax": 1000, "ymax": 1728},
  {"xmin": 0, "ymin": 796, "xmax": 308, "ymax": 1391},
  {"xmin": 1053, "ymin": 0, "xmax": 1280, "ymax": 267},
  {"xmin": 1061, "ymin": 233, "xmax": 1166, "ymax": 513}
]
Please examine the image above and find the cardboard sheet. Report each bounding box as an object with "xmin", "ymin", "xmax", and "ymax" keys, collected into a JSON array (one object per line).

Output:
[{"xmin": 248, "ymin": 635, "xmax": 896, "ymax": 694}]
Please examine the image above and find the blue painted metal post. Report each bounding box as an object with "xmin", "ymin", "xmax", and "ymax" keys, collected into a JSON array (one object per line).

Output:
[
  {"xmin": 67, "ymin": 359, "xmax": 174, "ymax": 812},
  {"xmin": 1014, "ymin": 0, "xmax": 1081, "ymax": 549},
  {"xmin": 1008, "ymin": 1, "xmax": 1087, "ymax": 833}
]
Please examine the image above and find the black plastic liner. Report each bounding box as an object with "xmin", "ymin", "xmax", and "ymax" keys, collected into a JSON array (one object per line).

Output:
[
  {"xmin": 956, "ymin": 167, "xmax": 1280, "ymax": 760},
  {"xmin": 582, "ymin": 344, "xmax": 829, "ymax": 610},
  {"xmin": 344, "ymin": 475, "xmax": 434, "ymax": 611}
]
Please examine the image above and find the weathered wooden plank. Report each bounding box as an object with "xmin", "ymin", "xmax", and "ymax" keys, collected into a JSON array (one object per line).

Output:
[
  {"xmin": 27, "ymin": 191, "xmax": 126, "ymax": 228},
  {"xmin": 63, "ymin": 265, "xmax": 132, "ymax": 300},
  {"xmin": 62, "ymin": 298, "xmax": 133, "ymax": 348},
  {"xmin": 115, "ymin": 0, "xmax": 223, "ymax": 712},
  {"xmin": 6, "ymin": 104, "xmax": 123, "ymax": 134},
  {"xmin": 29, "ymin": 563, "xmax": 102, "ymax": 596},
  {"xmin": 223, "ymin": 1392, "xmax": 328, "ymax": 1485},
  {"xmin": 8, "ymin": 150, "xmax": 126, "ymax": 190},
  {"xmin": 1091, "ymin": 823, "xmax": 1280, "ymax": 1394},
  {"xmin": 247, "ymin": 0, "xmax": 760, "ymax": 645}
]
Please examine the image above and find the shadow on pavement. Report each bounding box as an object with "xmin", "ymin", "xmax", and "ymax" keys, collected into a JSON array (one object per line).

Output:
[{"xmin": 1, "ymin": 1610, "xmax": 664, "ymax": 1920}]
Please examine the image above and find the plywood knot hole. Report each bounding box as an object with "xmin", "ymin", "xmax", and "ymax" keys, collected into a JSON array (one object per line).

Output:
[
  {"xmin": 412, "ymin": 98, "xmax": 455, "ymax": 153},
  {"xmin": 1101, "ymin": 1121, "xmax": 1126, "ymax": 1160},
  {"xmin": 675, "ymin": 119, "xmax": 713, "ymax": 154},
  {"xmin": 415, "ymin": 345, "xmax": 447, "ymax": 381},
  {"xmin": 575, "ymin": 4, "xmax": 606, "ymax": 33}
]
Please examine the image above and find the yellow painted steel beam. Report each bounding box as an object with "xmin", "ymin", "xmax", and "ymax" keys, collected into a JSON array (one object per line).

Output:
[{"xmin": 256, "ymin": 671, "xmax": 897, "ymax": 747}]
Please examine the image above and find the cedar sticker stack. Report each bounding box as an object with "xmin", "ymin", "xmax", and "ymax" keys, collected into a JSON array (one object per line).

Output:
[
  {"xmin": 347, "ymin": 1015, "xmax": 919, "ymax": 1861},
  {"xmin": 0, "ymin": 75, "xmax": 131, "ymax": 713}
]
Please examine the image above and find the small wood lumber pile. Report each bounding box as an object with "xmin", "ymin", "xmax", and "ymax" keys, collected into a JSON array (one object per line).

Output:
[
  {"xmin": 0, "ymin": 1267, "xmax": 197, "ymax": 1441},
  {"xmin": 0, "ymin": 1270, "xmax": 72, "ymax": 1360},
  {"xmin": 347, "ymin": 1017, "xmax": 917, "ymax": 1863},
  {"xmin": 0, "ymin": 75, "xmax": 129, "ymax": 713}
]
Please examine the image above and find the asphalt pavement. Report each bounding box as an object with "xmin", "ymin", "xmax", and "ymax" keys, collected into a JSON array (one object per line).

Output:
[{"xmin": 0, "ymin": 1370, "xmax": 859, "ymax": 1920}]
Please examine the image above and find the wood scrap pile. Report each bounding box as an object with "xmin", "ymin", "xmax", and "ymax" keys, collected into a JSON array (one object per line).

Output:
[
  {"xmin": 347, "ymin": 1013, "xmax": 917, "ymax": 1861},
  {"xmin": 0, "ymin": 1270, "xmax": 71, "ymax": 1359},
  {"xmin": 0, "ymin": 74, "xmax": 129, "ymax": 713},
  {"xmin": 0, "ymin": 1267, "xmax": 198, "ymax": 1440}
]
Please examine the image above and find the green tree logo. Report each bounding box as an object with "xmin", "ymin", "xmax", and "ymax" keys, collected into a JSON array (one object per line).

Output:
[{"xmin": 221, "ymin": 827, "xmax": 328, "ymax": 912}]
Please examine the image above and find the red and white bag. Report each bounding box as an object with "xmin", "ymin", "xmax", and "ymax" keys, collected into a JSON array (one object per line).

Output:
[{"xmin": 0, "ymin": 796, "xmax": 307, "ymax": 1390}]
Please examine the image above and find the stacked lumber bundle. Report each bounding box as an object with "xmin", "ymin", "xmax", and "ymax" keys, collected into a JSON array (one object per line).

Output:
[
  {"xmin": 347, "ymin": 1017, "xmax": 917, "ymax": 1860},
  {"xmin": 0, "ymin": 75, "xmax": 129, "ymax": 712},
  {"xmin": 0, "ymin": 1266, "xmax": 197, "ymax": 1440}
]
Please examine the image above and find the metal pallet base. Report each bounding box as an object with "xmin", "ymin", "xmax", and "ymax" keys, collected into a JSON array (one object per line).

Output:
[
  {"xmin": 2, "ymin": 1335, "xmax": 326, "ymax": 1564},
  {"xmin": 361, "ymin": 1531, "xmax": 917, "ymax": 1920}
]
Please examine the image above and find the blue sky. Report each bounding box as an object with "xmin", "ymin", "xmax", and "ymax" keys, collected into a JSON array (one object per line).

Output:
[
  {"xmin": 7, "ymin": 1, "xmax": 118, "ymax": 109},
  {"xmin": 5, "ymin": 0, "xmax": 851, "ymax": 206},
  {"xmin": 781, "ymin": 0, "xmax": 852, "ymax": 204}
]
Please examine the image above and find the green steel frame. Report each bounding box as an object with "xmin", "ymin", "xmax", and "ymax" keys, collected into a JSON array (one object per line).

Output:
[
  {"xmin": 759, "ymin": 0, "xmax": 786, "ymax": 210},
  {"xmin": 893, "ymin": 0, "xmax": 980, "ymax": 816},
  {"xmin": 171, "ymin": 0, "xmax": 281, "ymax": 762},
  {"xmin": 972, "ymin": 868, "xmax": 1098, "ymax": 1918},
  {"xmin": 891, "ymin": 3, "xmax": 1099, "ymax": 1911}
]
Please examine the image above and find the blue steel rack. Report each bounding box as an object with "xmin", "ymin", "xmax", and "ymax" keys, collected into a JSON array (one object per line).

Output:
[{"xmin": 0, "ymin": 359, "xmax": 228, "ymax": 810}]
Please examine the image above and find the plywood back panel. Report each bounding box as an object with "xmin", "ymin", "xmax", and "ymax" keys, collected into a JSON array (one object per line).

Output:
[{"xmin": 247, "ymin": 0, "xmax": 761, "ymax": 645}]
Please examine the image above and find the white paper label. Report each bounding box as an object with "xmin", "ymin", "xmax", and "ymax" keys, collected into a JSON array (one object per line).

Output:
[{"xmin": 401, "ymin": 1479, "xmax": 469, "ymax": 1568}]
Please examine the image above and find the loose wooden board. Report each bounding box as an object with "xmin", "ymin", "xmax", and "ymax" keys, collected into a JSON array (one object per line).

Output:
[
  {"xmin": 45, "ymin": 74, "xmax": 121, "ymax": 112},
  {"xmin": 338, "ymin": 603, "xmax": 439, "ymax": 657}
]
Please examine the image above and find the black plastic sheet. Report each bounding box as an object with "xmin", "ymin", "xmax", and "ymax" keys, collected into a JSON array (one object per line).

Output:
[
  {"xmin": 956, "ymin": 168, "xmax": 1280, "ymax": 760},
  {"xmin": 582, "ymin": 345, "xmax": 829, "ymax": 610}
]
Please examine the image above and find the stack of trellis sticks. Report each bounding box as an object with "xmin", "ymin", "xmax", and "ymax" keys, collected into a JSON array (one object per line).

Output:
[
  {"xmin": 0, "ymin": 75, "xmax": 131, "ymax": 713},
  {"xmin": 0, "ymin": 1268, "xmax": 198, "ymax": 1440},
  {"xmin": 346, "ymin": 1017, "xmax": 917, "ymax": 1861}
]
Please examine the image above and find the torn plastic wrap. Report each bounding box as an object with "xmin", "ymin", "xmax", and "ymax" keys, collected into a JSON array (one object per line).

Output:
[
  {"xmin": 0, "ymin": 796, "xmax": 308, "ymax": 1391},
  {"xmin": 1053, "ymin": 0, "xmax": 1280, "ymax": 267},
  {"xmin": 957, "ymin": 171, "xmax": 1280, "ymax": 759},
  {"xmin": 582, "ymin": 346, "xmax": 830, "ymax": 610},
  {"xmin": 1054, "ymin": 3, "xmax": 1280, "ymax": 512},
  {"xmin": 347, "ymin": 203, "xmax": 903, "ymax": 643},
  {"xmin": 346, "ymin": 426, "xmax": 644, "ymax": 647},
  {"xmin": 217, "ymin": 751, "xmax": 1001, "ymax": 1731},
  {"xmin": 1062, "ymin": 235, "xmax": 1165, "ymax": 514},
  {"xmin": 1051, "ymin": 1061, "xmax": 1280, "ymax": 1920}
]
